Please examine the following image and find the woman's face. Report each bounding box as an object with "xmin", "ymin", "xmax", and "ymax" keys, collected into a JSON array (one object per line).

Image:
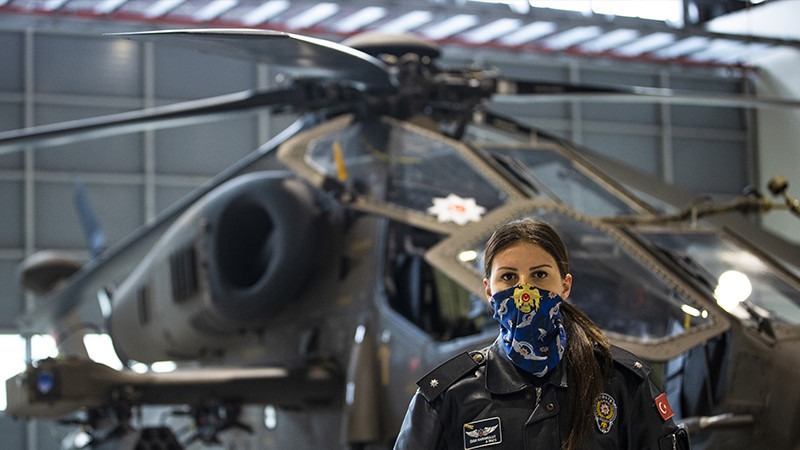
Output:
[{"xmin": 484, "ymin": 240, "xmax": 572, "ymax": 302}]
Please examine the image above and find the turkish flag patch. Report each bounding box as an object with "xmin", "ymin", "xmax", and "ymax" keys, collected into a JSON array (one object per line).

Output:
[{"xmin": 654, "ymin": 393, "xmax": 674, "ymax": 421}]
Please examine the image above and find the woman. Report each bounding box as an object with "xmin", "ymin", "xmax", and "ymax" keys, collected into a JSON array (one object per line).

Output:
[{"xmin": 394, "ymin": 219, "xmax": 689, "ymax": 449}]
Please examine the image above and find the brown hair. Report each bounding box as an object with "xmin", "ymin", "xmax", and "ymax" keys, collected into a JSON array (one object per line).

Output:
[{"xmin": 484, "ymin": 219, "xmax": 611, "ymax": 450}]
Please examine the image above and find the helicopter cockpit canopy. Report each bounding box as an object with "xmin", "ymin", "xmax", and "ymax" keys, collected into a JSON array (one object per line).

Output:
[
  {"xmin": 277, "ymin": 112, "xmax": 722, "ymax": 359},
  {"xmin": 275, "ymin": 105, "xmax": 800, "ymax": 362}
]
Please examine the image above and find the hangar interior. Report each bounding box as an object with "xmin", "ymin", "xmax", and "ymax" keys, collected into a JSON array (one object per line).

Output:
[{"xmin": 1, "ymin": 0, "xmax": 799, "ymax": 448}]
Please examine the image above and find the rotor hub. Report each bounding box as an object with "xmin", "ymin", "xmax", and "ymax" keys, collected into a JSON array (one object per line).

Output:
[{"xmin": 342, "ymin": 31, "xmax": 441, "ymax": 60}]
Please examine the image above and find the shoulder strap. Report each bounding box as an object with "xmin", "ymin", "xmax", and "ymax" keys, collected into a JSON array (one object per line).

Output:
[
  {"xmin": 610, "ymin": 345, "xmax": 652, "ymax": 380},
  {"xmin": 417, "ymin": 350, "xmax": 486, "ymax": 401}
]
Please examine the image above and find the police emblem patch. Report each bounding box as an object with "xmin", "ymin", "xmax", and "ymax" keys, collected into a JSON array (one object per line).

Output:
[
  {"xmin": 594, "ymin": 393, "xmax": 617, "ymax": 434},
  {"xmin": 463, "ymin": 417, "xmax": 502, "ymax": 449}
]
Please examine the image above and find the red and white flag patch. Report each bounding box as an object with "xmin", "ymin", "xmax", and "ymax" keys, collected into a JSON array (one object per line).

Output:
[{"xmin": 654, "ymin": 393, "xmax": 674, "ymax": 421}]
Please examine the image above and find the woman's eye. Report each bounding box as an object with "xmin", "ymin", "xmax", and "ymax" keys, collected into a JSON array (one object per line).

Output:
[
  {"xmin": 532, "ymin": 271, "xmax": 548, "ymax": 279},
  {"xmin": 500, "ymin": 273, "xmax": 516, "ymax": 282}
]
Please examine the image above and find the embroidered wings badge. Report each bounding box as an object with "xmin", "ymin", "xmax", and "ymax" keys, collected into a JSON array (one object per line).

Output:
[{"xmin": 465, "ymin": 425, "xmax": 498, "ymax": 438}]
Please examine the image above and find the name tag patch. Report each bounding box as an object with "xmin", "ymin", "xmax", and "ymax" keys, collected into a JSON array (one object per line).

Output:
[{"xmin": 463, "ymin": 417, "xmax": 502, "ymax": 449}]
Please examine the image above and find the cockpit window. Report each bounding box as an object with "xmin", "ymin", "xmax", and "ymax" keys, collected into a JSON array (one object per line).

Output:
[
  {"xmin": 384, "ymin": 221, "xmax": 491, "ymax": 341},
  {"xmin": 426, "ymin": 201, "xmax": 726, "ymax": 358},
  {"xmin": 481, "ymin": 146, "xmax": 640, "ymax": 217},
  {"xmin": 636, "ymin": 229, "xmax": 800, "ymax": 326},
  {"xmin": 282, "ymin": 115, "xmax": 520, "ymax": 230}
]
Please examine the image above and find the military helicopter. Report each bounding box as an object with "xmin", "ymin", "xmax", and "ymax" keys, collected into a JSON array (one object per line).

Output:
[{"xmin": 2, "ymin": 29, "xmax": 800, "ymax": 449}]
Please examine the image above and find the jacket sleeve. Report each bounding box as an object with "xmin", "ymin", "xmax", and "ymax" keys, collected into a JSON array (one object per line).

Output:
[
  {"xmin": 394, "ymin": 390, "xmax": 445, "ymax": 450},
  {"xmin": 625, "ymin": 378, "xmax": 691, "ymax": 450}
]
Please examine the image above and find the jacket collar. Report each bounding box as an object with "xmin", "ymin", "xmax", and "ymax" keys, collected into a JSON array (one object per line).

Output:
[{"xmin": 485, "ymin": 334, "xmax": 568, "ymax": 395}]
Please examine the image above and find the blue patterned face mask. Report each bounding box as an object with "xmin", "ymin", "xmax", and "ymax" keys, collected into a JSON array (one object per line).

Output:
[{"xmin": 490, "ymin": 283, "xmax": 566, "ymax": 377}]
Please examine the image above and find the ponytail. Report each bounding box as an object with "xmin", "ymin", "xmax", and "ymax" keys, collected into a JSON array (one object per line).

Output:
[{"xmin": 561, "ymin": 302, "xmax": 611, "ymax": 450}]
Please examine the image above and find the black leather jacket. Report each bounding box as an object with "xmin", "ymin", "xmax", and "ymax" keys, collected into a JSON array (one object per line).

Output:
[{"xmin": 394, "ymin": 337, "xmax": 689, "ymax": 450}]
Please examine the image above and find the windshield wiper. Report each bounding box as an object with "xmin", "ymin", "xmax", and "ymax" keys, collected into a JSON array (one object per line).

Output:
[
  {"xmin": 651, "ymin": 243, "xmax": 715, "ymax": 290},
  {"xmin": 491, "ymin": 154, "xmax": 539, "ymax": 195},
  {"xmin": 650, "ymin": 242, "xmax": 776, "ymax": 339}
]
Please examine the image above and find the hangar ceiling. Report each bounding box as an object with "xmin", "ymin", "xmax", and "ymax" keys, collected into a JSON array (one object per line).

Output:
[{"xmin": 0, "ymin": 0, "xmax": 797, "ymax": 69}]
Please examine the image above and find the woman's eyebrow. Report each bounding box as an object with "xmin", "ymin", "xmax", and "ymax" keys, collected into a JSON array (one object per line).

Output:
[{"xmin": 529, "ymin": 264, "xmax": 552, "ymax": 270}]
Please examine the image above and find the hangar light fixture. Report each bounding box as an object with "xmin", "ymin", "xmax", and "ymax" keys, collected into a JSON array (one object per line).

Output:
[
  {"xmin": 379, "ymin": 10, "xmax": 434, "ymax": 34},
  {"xmin": 613, "ymin": 31, "xmax": 675, "ymax": 56},
  {"xmin": 579, "ymin": 28, "xmax": 639, "ymax": 52},
  {"xmin": 43, "ymin": 0, "xmax": 69, "ymax": 10},
  {"xmin": 94, "ymin": 0, "xmax": 128, "ymax": 14},
  {"xmin": 194, "ymin": 0, "xmax": 238, "ymax": 22},
  {"xmin": 332, "ymin": 6, "xmax": 387, "ymax": 33},
  {"xmin": 542, "ymin": 25, "xmax": 603, "ymax": 50},
  {"xmin": 498, "ymin": 21, "xmax": 557, "ymax": 45},
  {"xmin": 652, "ymin": 36, "xmax": 709, "ymax": 58},
  {"xmin": 144, "ymin": 0, "xmax": 185, "ymax": 18},
  {"xmin": 421, "ymin": 14, "xmax": 479, "ymax": 40},
  {"xmin": 286, "ymin": 3, "xmax": 340, "ymax": 29},
  {"xmin": 688, "ymin": 39, "xmax": 743, "ymax": 62},
  {"xmin": 462, "ymin": 18, "xmax": 522, "ymax": 43},
  {"xmin": 241, "ymin": 0, "xmax": 289, "ymax": 26}
]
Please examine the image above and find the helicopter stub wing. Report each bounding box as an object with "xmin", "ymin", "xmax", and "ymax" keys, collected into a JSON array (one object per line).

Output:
[
  {"xmin": 111, "ymin": 29, "xmax": 397, "ymax": 92},
  {"xmin": 5, "ymin": 358, "xmax": 341, "ymax": 420}
]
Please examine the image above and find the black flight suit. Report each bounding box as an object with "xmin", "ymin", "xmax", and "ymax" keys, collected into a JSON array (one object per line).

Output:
[{"xmin": 394, "ymin": 337, "xmax": 690, "ymax": 450}]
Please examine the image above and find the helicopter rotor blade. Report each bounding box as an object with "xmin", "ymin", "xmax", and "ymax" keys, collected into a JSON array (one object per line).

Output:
[
  {"xmin": 0, "ymin": 86, "xmax": 303, "ymax": 154},
  {"xmin": 492, "ymin": 78, "xmax": 800, "ymax": 109},
  {"xmin": 110, "ymin": 29, "xmax": 397, "ymax": 93}
]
